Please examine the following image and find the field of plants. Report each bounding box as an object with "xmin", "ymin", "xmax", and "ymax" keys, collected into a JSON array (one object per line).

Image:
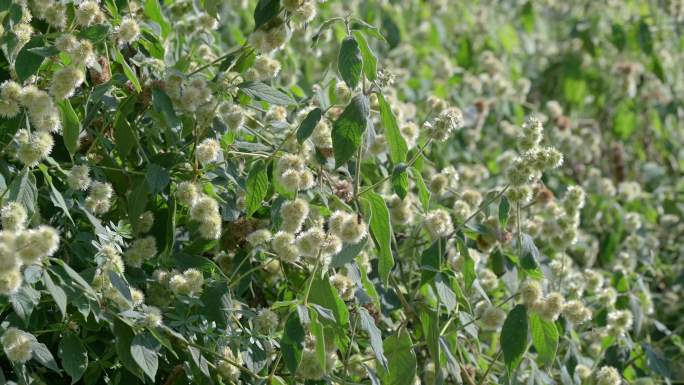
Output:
[{"xmin": 0, "ymin": 0, "xmax": 682, "ymax": 384}]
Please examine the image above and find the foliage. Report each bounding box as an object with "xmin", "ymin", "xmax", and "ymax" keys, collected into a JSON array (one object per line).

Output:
[{"xmin": 0, "ymin": 1, "xmax": 682, "ymax": 385}]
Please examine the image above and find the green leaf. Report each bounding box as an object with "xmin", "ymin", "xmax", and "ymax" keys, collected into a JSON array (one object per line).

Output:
[
  {"xmin": 519, "ymin": 234, "xmax": 544, "ymax": 279},
  {"xmin": 381, "ymin": 329, "xmax": 416, "ymax": 385},
  {"xmin": 420, "ymin": 240, "xmax": 441, "ymax": 284},
  {"xmin": 77, "ymin": 24, "xmax": 110, "ymax": 42},
  {"xmin": 31, "ymin": 340, "xmax": 60, "ymax": 372},
  {"xmin": 254, "ymin": 0, "xmax": 281, "ymax": 30},
  {"xmin": 281, "ymin": 312, "xmax": 305, "ymax": 373},
  {"xmin": 613, "ymin": 101, "xmax": 636, "ymax": 139},
  {"xmin": 10, "ymin": 286, "xmax": 40, "ymax": 324},
  {"xmin": 332, "ymin": 94, "xmax": 369, "ymax": 168},
  {"xmin": 529, "ymin": 312, "xmax": 558, "ymax": 366},
  {"xmin": 144, "ymin": 0, "xmax": 171, "ymax": 38},
  {"xmin": 7, "ymin": 170, "xmax": 37, "ymax": 217},
  {"xmin": 382, "ymin": 14, "xmax": 401, "ymax": 49},
  {"xmin": 520, "ymin": 1, "xmax": 535, "ymax": 32},
  {"xmin": 309, "ymin": 308, "xmax": 326, "ymax": 370},
  {"xmin": 308, "ymin": 276, "xmax": 349, "ymax": 327},
  {"xmin": 114, "ymin": 96, "xmax": 138, "ymax": 157},
  {"xmin": 114, "ymin": 50, "xmax": 142, "ymax": 93},
  {"xmin": 40, "ymin": 165, "xmax": 74, "ymax": 224},
  {"xmin": 15, "ymin": 37, "xmax": 45, "ymax": 82},
  {"xmin": 238, "ymin": 81, "xmax": 294, "ymax": 105},
  {"xmin": 359, "ymin": 307, "xmax": 388, "ymax": 370},
  {"xmin": 59, "ymin": 333, "xmax": 88, "ymax": 383},
  {"xmin": 361, "ymin": 192, "xmax": 393, "ymax": 286},
  {"xmin": 107, "ymin": 271, "xmax": 132, "ymax": 305},
  {"xmin": 245, "ymin": 160, "xmax": 269, "ymax": 216},
  {"xmin": 643, "ymin": 343, "xmax": 670, "ymax": 378},
  {"xmin": 59, "ymin": 100, "xmax": 80, "ymax": 156},
  {"xmin": 27, "ymin": 45, "xmax": 59, "ymax": 57},
  {"xmin": 637, "ymin": 20, "xmax": 653, "ymax": 54},
  {"xmin": 410, "ymin": 167, "xmax": 430, "ymax": 211},
  {"xmin": 114, "ymin": 318, "xmax": 144, "ymax": 380},
  {"xmin": 130, "ymin": 332, "xmax": 160, "ymax": 381},
  {"xmin": 151, "ymin": 87, "xmax": 179, "ymax": 129},
  {"xmin": 200, "ymin": 281, "xmax": 231, "ymax": 328},
  {"xmin": 456, "ymin": 235, "xmax": 476, "ymax": 290},
  {"xmin": 499, "ymin": 196, "xmax": 510, "ymax": 228},
  {"xmin": 296, "ymin": 107, "xmax": 322, "ymax": 144},
  {"xmin": 145, "ymin": 164, "xmax": 170, "ymax": 195},
  {"xmin": 501, "ymin": 304, "xmax": 529, "ymax": 375},
  {"xmin": 377, "ymin": 93, "xmax": 407, "ymax": 164},
  {"xmin": 127, "ymin": 177, "xmax": 149, "ymax": 233},
  {"xmin": 435, "ymin": 273, "xmax": 457, "ymax": 312},
  {"xmin": 391, "ymin": 166, "xmax": 408, "ymax": 200},
  {"xmin": 352, "ymin": 30, "xmax": 377, "ymax": 81},
  {"xmin": 52, "ymin": 261, "xmax": 96, "ymax": 297},
  {"xmin": 338, "ymin": 36, "xmax": 363, "ymax": 89},
  {"xmin": 43, "ymin": 271, "xmax": 67, "ymax": 319},
  {"xmin": 331, "ymin": 236, "xmax": 367, "ymax": 267}
]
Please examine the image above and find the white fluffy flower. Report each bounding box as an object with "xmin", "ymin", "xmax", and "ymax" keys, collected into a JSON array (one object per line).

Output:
[
  {"xmin": 1, "ymin": 328, "xmax": 33, "ymax": 363},
  {"xmin": 424, "ymin": 209, "xmax": 454, "ymax": 238}
]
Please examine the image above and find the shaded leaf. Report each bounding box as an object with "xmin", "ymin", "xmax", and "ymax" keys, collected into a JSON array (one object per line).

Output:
[
  {"xmin": 338, "ymin": 36, "xmax": 363, "ymax": 89},
  {"xmin": 59, "ymin": 333, "xmax": 88, "ymax": 383},
  {"xmin": 130, "ymin": 332, "xmax": 160, "ymax": 381},
  {"xmin": 332, "ymin": 94, "xmax": 369, "ymax": 168},
  {"xmin": 296, "ymin": 107, "xmax": 322, "ymax": 144},
  {"xmin": 361, "ymin": 192, "xmax": 393, "ymax": 286},
  {"xmin": 238, "ymin": 81, "xmax": 294, "ymax": 105},
  {"xmin": 501, "ymin": 304, "xmax": 529, "ymax": 375},
  {"xmin": 246, "ymin": 160, "xmax": 269, "ymax": 216}
]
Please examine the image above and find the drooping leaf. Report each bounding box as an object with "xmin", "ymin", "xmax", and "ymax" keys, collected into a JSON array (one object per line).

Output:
[
  {"xmin": 296, "ymin": 107, "xmax": 322, "ymax": 144},
  {"xmin": 245, "ymin": 160, "xmax": 269, "ymax": 216},
  {"xmin": 151, "ymin": 87, "xmax": 179, "ymax": 129},
  {"xmin": 377, "ymin": 93, "xmax": 407, "ymax": 164},
  {"xmin": 499, "ymin": 196, "xmax": 510, "ymax": 228},
  {"xmin": 77, "ymin": 24, "xmax": 110, "ymax": 42},
  {"xmin": 352, "ymin": 30, "xmax": 377, "ymax": 81},
  {"xmin": 59, "ymin": 333, "xmax": 88, "ymax": 383},
  {"xmin": 10, "ymin": 286, "xmax": 40, "ymax": 324},
  {"xmin": 8, "ymin": 171, "xmax": 37, "ymax": 218},
  {"xmin": 456, "ymin": 235, "xmax": 476, "ymax": 290},
  {"xmin": 391, "ymin": 165, "xmax": 408, "ymax": 199},
  {"xmin": 359, "ymin": 307, "xmax": 388, "ymax": 370},
  {"xmin": 410, "ymin": 167, "xmax": 430, "ymax": 210},
  {"xmin": 338, "ymin": 35, "xmax": 363, "ymax": 89},
  {"xmin": 381, "ymin": 329, "xmax": 416, "ymax": 385},
  {"xmin": 332, "ymin": 94, "xmax": 369, "ymax": 168},
  {"xmin": 144, "ymin": 0, "xmax": 171, "ymax": 38},
  {"xmin": 238, "ymin": 81, "xmax": 295, "ymax": 105},
  {"xmin": 361, "ymin": 192, "xmax": 393, "ymax": 286},
  {"xmin": 420, "ymin": 240, "xmax": 441, "ymax": 284},
  {"xmin": 43, "ymin": 271, "xmax": 67, "ymax": 319},
  {"xmin": 31, "ymin": 340, "xmax": 60, "ymax": 372},
  {"xmin": 307, "ymin": 276, "xmax": 349, "ymax": 327},
  {"xmin": 254, "ymin": 0, "xmax": 281, "ymax": 30},
  {"xmin": 281, "ymin": 312, "xmax": 305, "ymax": 373},
  {"xmin": 501, "ymin": 304, "xmax": 529, "ymax": 375},
  {"xmin": 529, "ymin": 312, "xmax": 558, "ymax": 366},
  {"xmin": 59, "ymin": 100, "xmax": 81, "ymax": 156},
  {"xmin": 114, "ymin": 50, "xmax": 141, "ymax": 93},
  {"xmin": 331, "ymin": 236, "xmax": 367, "ymax": 268},
  {"xmin": 308, "ymin": 308, "xmax": 326, "ymax": 370},
  {"xmin": 114, "ymin": 318, "xmax": 144, "ymax": 380},
  {"xmin": 130, "ymin": 332, "xmax": 160, "ymax": 381},
  {"xmin": 15, "ymin": 37, "xmax": 45, "ymax": 82}
]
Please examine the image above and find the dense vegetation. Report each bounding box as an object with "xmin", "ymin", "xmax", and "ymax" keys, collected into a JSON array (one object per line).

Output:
[{"xmin": 0, "ymin": 0, "xmax": 682, "ymax": 384}]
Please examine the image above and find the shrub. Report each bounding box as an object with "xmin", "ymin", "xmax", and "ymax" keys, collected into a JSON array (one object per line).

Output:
[{"xmin": 0, "ymin": 1, "xmax": 681, "ymax": 384}]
